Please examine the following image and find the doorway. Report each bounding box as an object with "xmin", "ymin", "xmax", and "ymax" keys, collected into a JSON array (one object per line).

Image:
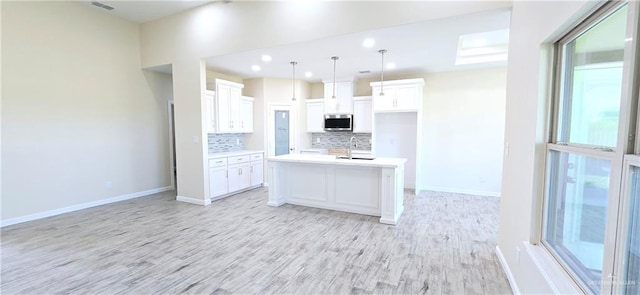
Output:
[
  {"xmin": 267, "ymin": 104, "xmax": 296, "ymax": 157},
  {"xmin": 168, "ymin": 101, "xmax": 177, "ymax": 190}
]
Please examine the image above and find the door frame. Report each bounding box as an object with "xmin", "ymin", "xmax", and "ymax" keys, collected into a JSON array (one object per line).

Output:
[
  {"xmin": 267, "ymin": 103, "xmax": 296, "ymax": 158},
  {"xmin": 167, "ymin": 100, "xmax": 176, "ymax": 190}
]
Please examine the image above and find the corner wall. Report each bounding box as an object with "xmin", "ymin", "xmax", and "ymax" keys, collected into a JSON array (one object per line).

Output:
[
  {"xmin": 1, "ymin": 2, "xmax": 174, "ymax": 222},
  {"xmin": 497, "ymin": 1, "xmax": 599, "ymax": 293}
]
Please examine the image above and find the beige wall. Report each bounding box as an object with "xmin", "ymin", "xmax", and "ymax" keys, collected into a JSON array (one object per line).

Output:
[
  {"xmin": 421, "ymin": 68, "xmax": 506, "ymax": 195},
  {"xmin": 1, "ymin": 2, "xmax": 174, "ymax": 221}
]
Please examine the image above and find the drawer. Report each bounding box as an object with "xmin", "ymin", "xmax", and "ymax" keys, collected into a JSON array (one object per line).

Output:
[
  {"xmin": 209, "ymin": 157, "xmax": 227, "ymax": 168},
  {"xmin": 228, "ymin": 155, "xmax": 250, "ymax": 165},
  {"xmin": 250, "ymin": 153, "xmax": 264, "ymax": 162}
]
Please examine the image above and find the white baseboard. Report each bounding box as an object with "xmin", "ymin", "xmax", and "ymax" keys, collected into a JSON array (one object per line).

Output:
[
  {"xmin": 496, "ymin": 245, "xmax": 521, "ymax": 295},
  {"xmin": 1, "ymin": 186, "xmax": 173, "ymax": 227},
  {"xmin": 422, "ymin": 185, "xmax": 501, "ymax": 197},
  {"xmin": 176, "ymin": 195, "xmax": 211, "ymax": 206}
]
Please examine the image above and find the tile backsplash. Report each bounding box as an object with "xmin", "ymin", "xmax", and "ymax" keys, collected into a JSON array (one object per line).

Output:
[
  {"xmin": 311, "ymin": 132, "xmax": 371, "ymax": 150},
  {"xmin": 208, "ymin": 133, "xmax": 244, "ymax": 153}
]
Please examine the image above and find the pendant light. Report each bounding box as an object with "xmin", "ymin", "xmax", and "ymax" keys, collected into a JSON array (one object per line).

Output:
[
  {"xmin": 378, "ymin": 49, "xmax": 387, "ymax": 96},
  {"xmin": 290, "ymin": 61, "xmax": 297, "ymax": 101},
  {"xmin": 331, "ymin": 56, "xmax": 339, "ymax": 99}
]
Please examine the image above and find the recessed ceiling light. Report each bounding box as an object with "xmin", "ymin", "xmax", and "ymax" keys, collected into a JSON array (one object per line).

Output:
[
  {"xmin": 304, "ymin": 72, "xmax": 313, "ymax": 78},
  {"xmin": 251, "ymin": 65, "xmax": 261, "ymax": 71},
  {"xmin": 261, "ymin": 55, "xmax": 272, "ymax": 62},
  {"xmin": 362, "ymin": 38, "xmax": 375, "ymax": 48},
  {"xmin": 386, "ymin": 62, "xmax": 396, "ymax": 69}
]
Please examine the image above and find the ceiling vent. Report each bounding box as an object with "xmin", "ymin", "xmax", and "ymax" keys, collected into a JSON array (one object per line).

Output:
[{"xmin": 91, "ymin": 1, "xmax": 114, "ymax": 11}]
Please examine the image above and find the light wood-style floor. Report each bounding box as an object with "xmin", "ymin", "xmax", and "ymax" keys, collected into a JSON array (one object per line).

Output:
[{"xmin": 1, "ymin": 188, "xmax": 511, "ymax": 294}]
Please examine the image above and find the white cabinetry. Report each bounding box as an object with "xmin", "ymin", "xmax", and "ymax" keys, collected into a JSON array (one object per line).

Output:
[
  {"xmin": 324, "ymin": 81, "xmax": 354, "ymax": 113},
  {"xmin": 352, "ymin": 96, "xmax": 372, "ymax": 133},
  {"xmin": 216, "ymin": 79, "xmax": 249, "ymax": 133},
  {"xmin": 208, "ymin": 151, "xmax": 264, "ymax": 200},
  {"xmin": 250, "ymin": 153, "xmax": 264, "ymax": 187},
  {"xmin": 204, "ymin": 90, "xmax": 217, "ymax": 133},
  {"xmin": 209, "ymin": 157, "xmax": 228, "ymax": 198},
  {"xmin": 370, "ymin": 78, "xmax": 424, "ymax": 112},
  {"xmin": 306, "ymin": 99, "xmax": 325, "ymax": 133},
  {"xmin": 240, "ymin": 96, "xmax": 254, "ymax": 133},
  {"xmin": 228, "ymin": 162, "xmax": 250, "ymax": 192}
]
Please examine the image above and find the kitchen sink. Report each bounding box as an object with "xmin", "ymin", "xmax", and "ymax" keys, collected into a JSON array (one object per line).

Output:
[{"xmin": 336, "ymin": 156, "xmax": 376, "ymax": 160}]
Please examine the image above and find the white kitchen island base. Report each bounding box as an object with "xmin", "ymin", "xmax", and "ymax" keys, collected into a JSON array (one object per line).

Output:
[{"xmin": 267, "ymin": 154, "xmax": 406, "ymax": 225}]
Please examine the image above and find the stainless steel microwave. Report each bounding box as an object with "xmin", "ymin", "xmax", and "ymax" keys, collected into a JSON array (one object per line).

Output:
[{"xmin": 324, "ymin": 114, "xmax": 353, "ymax": 131}]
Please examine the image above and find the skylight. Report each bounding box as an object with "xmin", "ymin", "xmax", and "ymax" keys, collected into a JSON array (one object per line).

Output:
[{"xmin": 456, "ymin": 29, "xmax": 509, "ymax": 65}]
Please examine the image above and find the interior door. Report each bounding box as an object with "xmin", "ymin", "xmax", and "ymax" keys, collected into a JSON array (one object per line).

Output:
[{"xmin": 274, "ymin": 110, "xmax": 290, "ymax": 156}]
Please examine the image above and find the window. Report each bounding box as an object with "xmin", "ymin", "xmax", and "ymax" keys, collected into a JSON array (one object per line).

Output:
[{"xmin": 542, "ymin": 1, "xmax": 639, "ymax": 294}]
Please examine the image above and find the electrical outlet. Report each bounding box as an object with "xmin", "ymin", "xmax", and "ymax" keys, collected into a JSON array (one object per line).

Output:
[
  {"xmin": 105, "ymin": 181, "xmax": 113, "ymax": 189},
  {"xmin": 316, "ymin": 138, "xmax": 321, "ymax": 143},
  {"xmin": 192, "ymin": 136, "xmax": 199, "ymax": 144},
  {"xmin": 236, "ymin": 138, "xmax": 240, "ymax": 145}
]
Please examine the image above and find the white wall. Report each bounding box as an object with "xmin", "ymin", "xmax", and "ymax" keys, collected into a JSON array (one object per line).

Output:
[
  {"xmin": 422, "ymin": 68, "xmax": 506, "ymax": 196},
  {"xmin": 497, "ymin": 1, "xmax": 600, "ymax": 293},
  {"xmin": 355, "ymin": 68, "xmax": 507, "ymax": 196},
  {"xmin": 1, "ymin": 2, "xmax": 174, "ymax": 222}
]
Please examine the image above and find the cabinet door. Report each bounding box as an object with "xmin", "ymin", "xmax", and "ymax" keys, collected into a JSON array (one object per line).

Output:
[
  {"xmin": 336, "ymin": 81, "xmax": 354, "ymax": 113},
  {"xmin": 228, "ymin": 163, "xmax": 251, "ymax": 192},
  {"xmin": 204, "ymin": 91, "xmax": 216, "ymax": 133},
  {"xmin": 372, "ymin": 87, "xmax": 396, "ymax": 111},
  {"xmin": 240, "ymin": 98, "xmax": 253, "ymax": 133},
  {"xmin": 216, "ymin": 84, "xmax": 231, "ymax": 133},
  {"xmin": 250, "ymin": 161, "xmax": 264, "ymax": 186},
  {"xmin": 324, "ymin": 82, "xmax": 353, "ymax": 113},
  {"xmin": 353, "ymin": 98, "xmax": 372, "ymax": 133},
  {"xmin": 306, "ymin": 101, "xmax": 325, "ymax": 132},
  {"xmin": 229, "ymin": 87, "xmax": 242, "ymax": 131},
  {"xmin": 209, "ymin": 166, "xmax": 228, "ymax": 198},
  {"xmin": 395, "ymin": 85, "xmax": 420, "ymax": 110}
]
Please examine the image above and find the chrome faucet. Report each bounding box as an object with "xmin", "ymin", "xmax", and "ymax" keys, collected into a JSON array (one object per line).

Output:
[{"xmin": 348, "ymin": 136, "xmax": 359, "ymax": 159}]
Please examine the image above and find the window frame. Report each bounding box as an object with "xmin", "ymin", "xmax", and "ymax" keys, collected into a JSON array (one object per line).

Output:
[
  {"xmin": 613, "ymin": 155, "xmax": 640, "ymax": 293},
  {"xmin": 541, "ymin": 1, "xmax": 640, "ymax": 294}
]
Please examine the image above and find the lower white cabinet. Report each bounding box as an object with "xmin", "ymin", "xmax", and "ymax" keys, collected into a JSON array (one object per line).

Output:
[
  {"xmin": 250, "ymin": 161, "xmax": 264, "ymax": 187},
  {"xmin": 208, "ymin": 152, "xmax": 263, "ymax": 200},
  {"xmin": 228, "ymin": 163, "xmax": 251, "ymax": 192},
  {"xmin": 209, "ymin": 157, "xmax": 228, "ymax": 198}
]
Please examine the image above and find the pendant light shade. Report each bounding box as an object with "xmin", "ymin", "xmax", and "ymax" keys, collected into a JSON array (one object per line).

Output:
[
  {"xmin": 331, "ymin": 56, "xmax": 339, "ymax": 99},
  {"xmin": 378, "ymin": 49, "xmax": 387, "ymax": 96},
  {"xmin": 290, "ymin": 61, "xmax": 297, "ymax": 101}
]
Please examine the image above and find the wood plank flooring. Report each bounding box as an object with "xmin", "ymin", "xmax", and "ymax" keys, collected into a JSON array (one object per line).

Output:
[{"xmin": 1, "ymin": 188, "xmax": 511, "ymax": 294}]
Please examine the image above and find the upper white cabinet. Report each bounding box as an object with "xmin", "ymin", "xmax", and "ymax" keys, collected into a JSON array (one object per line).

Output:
[
  {"xmin": 324, "ymin": 80, "xmax": 354, "ymax": 114},
  {"xmin": 352, "ymin": 96, "xmax": 372, "ymax": 133},
  {"xmin": 240, "ymin": 96, "xmax": 254, "ymax": 133},
  {"xmin": 370, "ymin": 78, "xmax": 424, "ymax": 112},
  {"xmin": 213, "ymin": 79, "xmax": 253, "ymax": 134},
  {"xmin": 203, "ymin": 90, "xmax": 217, "ymax": 133},
  {"xmin": 216, "ymin": 79, "xmax": 245, "ymax": 133},
  {"xmin": 306, "ymin": 99, "xmax": 325, "ymax": 133}
]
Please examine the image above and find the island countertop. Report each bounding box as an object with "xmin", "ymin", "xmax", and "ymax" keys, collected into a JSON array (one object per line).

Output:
[{"xmin": 267, "ymin": 154, "xmax": 406, "ymax": 168}]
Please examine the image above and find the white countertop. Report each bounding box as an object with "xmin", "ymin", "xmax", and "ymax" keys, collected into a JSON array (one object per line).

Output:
[
  {"xmin": 208, "ymin": 150, "xmax": 264, "ymax": 158},
  {"xmin": 268, "ymin": 154, "xmax": 406, "ymax": 168}
]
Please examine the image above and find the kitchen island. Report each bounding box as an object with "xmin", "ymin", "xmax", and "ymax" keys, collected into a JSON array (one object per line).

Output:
[{"xmin": 267, "ymin": 154, "xmax": 406, "ymax": 225}]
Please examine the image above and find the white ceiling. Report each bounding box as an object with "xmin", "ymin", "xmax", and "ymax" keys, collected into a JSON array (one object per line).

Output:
[
  {"xmin": 205, "ymin": 8, "xmax": 512, "ymax": 82},
  {"xmin": 93, "ymin": 1, "xmax": 512, "ymax": 80},
  {"xmin": 85, "ymin": 0, "xmax": 213, "ymax": 23}
]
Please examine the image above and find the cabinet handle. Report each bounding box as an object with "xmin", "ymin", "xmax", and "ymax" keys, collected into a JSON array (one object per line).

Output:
[
  {"xmin": 239, "ymin": 168, "xmax": 242, "ymax": 175},
  {"xmin": 238, "ymin": 158, "xmax": 243, "ymax": 161},
  {"xmin": 216, "ymin": 160, "xmax": 223, "ymax": 163},
  {"xmin": 251, "ymin": 166, "xmax": 253, "ymax": 172}
]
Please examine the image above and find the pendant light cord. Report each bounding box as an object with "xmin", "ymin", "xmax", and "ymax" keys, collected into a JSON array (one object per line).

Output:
[
  {"xmin": 331, "ymin": 56, "xmax": 339, "ymax": 99},
  {"xmin": 290, "ymin": 61, "xmax": 297, "ymax": 101},
  {"xmin": 379, "ymin": 49, "xmax": 387, "ymax": 96}
]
